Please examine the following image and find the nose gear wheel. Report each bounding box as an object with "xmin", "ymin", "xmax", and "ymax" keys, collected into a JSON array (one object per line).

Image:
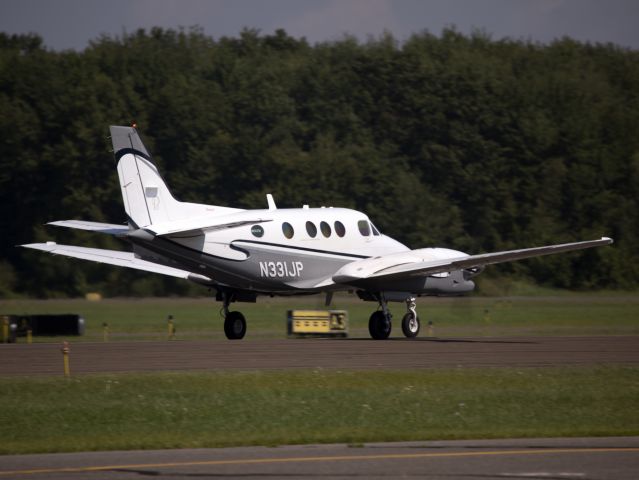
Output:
[{"xmin": 401, "ymin": 297, "xmax": 420, "ymax": 338}]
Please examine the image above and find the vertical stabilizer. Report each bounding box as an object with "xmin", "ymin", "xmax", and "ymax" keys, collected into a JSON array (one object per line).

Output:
[
  {"xmin": 111, "ymin": 126, "xmax": 179, "ymax": 228},
  {"xmin": 110, "ymin": 126, "xmax": 239, "ymax": 229},
  {"xmin": 110, "ymin": 126, "xmax": 241, "ymax": 228}
]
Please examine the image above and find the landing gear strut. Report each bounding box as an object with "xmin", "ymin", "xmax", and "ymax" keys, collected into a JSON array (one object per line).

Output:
[
  {"xmin": 401, "ymin": 297, "xmax": 420, "ymax": 338},
  {"xmin": 221, "ymin": 291, "xmax": 246, "ymax": 340},
  {"xmin": 367, "ymin": 294, "xmax": 421, "ymax": 339}
]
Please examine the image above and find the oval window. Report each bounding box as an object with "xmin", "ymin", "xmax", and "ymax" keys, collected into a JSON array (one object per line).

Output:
[
  {"xmin": 334, "ymin": 221, "xmax": 346, "ymax": 237},
  {"xmin": 282, "ymin": 222, "xmax": 294, "ymax": 239},
  {"xmin": 306, "ymin": 221, "xmax": 317, "ymax": 238},
  {"xmin": 357, "ymin": 219, "xmax": 371, "ymax": 236},
  {"xmin": 320, "ymin": 221, "xmax": 331, "ymax": 237},
  {"xmin": 251, "ymin": 225, "xmax": 264, "ymax": 238}
]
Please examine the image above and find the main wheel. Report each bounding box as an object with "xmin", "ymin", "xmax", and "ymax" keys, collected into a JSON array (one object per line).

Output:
[
  {"xmin": 401, "ymin": 312, "xmax": 420, "ymax": 338},
  {"xmin": 224, "ymin": 311, "xmax": 247, "ymax": 340},
  {"xmin": 368, "ymin": 311, "xmax": 392, "ymax": 340}
]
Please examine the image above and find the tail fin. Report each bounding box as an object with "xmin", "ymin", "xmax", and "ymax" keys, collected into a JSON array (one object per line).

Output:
[{"xmin": 110, "ymin": 126, "xmax": 227, "ymax": 228}]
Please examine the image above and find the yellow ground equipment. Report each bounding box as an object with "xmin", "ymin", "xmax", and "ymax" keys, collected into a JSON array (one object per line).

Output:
[{"xmin": 287, "ymin": 310, "xmax": 348, "ymax": 337}]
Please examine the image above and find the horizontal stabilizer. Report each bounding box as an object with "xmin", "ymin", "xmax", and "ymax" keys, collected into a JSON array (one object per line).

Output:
[
  {"xmin": 48, "ymin": 220, "xmax": 129, "ymax": 235},
  {"xmin": 21, "ymin": 242, "xmax": 212, "ymax": 283},
  {"xmin": 333, "ymin": 237, "xmax": 614, "ymax": 284}
]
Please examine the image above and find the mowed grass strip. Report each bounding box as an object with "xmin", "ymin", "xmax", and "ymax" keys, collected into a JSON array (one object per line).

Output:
[
  {"xmin": 1, "ymin": 367, "xmax": 638, "ymax": 454},
  {"xmin": 2, "ymin": 295, "xmax": 639, "ymax": 341}
]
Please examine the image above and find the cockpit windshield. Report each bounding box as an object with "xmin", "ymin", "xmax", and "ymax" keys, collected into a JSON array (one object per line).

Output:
[{"xmin": 357, "ymin": 220, "xmax": 371, "ymax": 236}]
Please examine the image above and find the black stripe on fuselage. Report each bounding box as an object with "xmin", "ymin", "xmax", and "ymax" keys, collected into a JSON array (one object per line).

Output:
[
  {"xmin": 232, "ymin": 239, "xmax": 369, "ymax": 260},
  {"xmin": 129, "ymin": 234, "xmax": 368, "ymax": 266}
]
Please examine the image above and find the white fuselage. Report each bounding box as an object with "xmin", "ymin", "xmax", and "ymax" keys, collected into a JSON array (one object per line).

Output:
[
  {"xmin": 134, "ymin": 208, "xmax": 403, "ymax": 291},
  {"xmin": 129, "ymin": 206, "xmax": 474, "ymax": 296}
]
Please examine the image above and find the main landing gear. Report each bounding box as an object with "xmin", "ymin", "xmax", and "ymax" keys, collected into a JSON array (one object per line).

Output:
[
  {"xmin": 368, "ymin": 295, "xmax": 421, "ymax": 340},
  {"xmin": 221, "ymin": 292, "xmax": 247, "ymax": 340}
]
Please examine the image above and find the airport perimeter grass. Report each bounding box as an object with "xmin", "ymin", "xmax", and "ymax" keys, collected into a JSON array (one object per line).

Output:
[
  {"xmin": 2, "ymin": 293, "xmax": 639, "ymax": 341},
  {"xmin": 1, "ymin": 366, "xmax": 638, "ymax": 454}
]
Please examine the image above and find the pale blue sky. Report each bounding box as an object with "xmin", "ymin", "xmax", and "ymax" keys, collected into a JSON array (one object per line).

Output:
[{"xmin": 1, "ymin": 0, "xmax": 638, "ymax": 50}]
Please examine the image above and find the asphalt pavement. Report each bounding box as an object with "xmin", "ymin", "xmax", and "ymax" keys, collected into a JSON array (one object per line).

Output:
[
  {"xmin": 1, "ymin": 335, "xmax": 638, "ymax": 376},
  {"xmin": 1, "ymin": 437, "xmax": 638, "ymax": 479}
]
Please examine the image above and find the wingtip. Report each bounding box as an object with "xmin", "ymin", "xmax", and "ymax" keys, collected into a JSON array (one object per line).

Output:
[{"xmin": 601, "ymin": 236, "xmax": 614, "ymax": 244}]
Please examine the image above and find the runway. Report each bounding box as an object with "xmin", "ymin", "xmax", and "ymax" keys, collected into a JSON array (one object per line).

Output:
[
  {"xmin": 1, "ymin": 335, "xmax": 638, "ymax": 375},
  {"xmin": 2, "ymin": 339, "xmax": 638, "ymax": 478},
  {"xmin": 1, "ymin": 437, "xmax": 638, "ymax": 479}
]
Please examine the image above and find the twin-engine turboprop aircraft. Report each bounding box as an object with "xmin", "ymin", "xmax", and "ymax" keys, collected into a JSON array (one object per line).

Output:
[{"xmin": 22, "ymin": 126, "xmax": 613, "ymax": 340}]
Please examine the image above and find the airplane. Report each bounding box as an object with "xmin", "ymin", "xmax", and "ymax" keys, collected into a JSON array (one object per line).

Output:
[{"xmin": 22, "ymin": 126, "xmax": 613, "ymax": 340}]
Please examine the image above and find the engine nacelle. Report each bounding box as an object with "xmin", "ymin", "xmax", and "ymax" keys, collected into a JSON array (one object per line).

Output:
[{"xmin": 463, "ymin": 266, "xmax": 485, "ymax": 280}]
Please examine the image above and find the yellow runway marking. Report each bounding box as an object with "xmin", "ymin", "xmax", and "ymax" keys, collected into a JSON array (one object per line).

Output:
[{"xmin": 1, "ymin": 448, "xmax": 638, "ymax": 476}]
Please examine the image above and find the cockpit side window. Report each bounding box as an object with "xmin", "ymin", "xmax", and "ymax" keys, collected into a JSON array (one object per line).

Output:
[{"xmin": 357, "ymin": 220, "xmax": 371, "ymax": 236}]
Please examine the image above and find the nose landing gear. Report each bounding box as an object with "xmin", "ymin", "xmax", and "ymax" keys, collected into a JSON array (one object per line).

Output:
[{"xmin": 401, "ymin": 297, "xmax": 420, "ymax": 338}]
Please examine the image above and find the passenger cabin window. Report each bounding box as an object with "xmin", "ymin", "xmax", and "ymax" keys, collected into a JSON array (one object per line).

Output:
[
  {"xmin": 334, "ymin": 221, "xmax": 346, "ymax": 237},
  {"xmin": 357, "ymin": 220, "xmax": 371, "ymax": 236},
  {"xmin": 320, "ymin": 221, "xmax": 331, "ymax": 237},
  {"xmin": 251, "ymin": 225, "xmax": 264, "ymax": 238},
  {"xmin": 371, "ymin": 223, "xmax": 381, "ymax": 236},
  {"xmin": 306, "ymin": 221, "xmax": 317, "ymax": 238},
  {"xmin": 282, "ymin": 222, "xmax": 294, "ymax": 239}
]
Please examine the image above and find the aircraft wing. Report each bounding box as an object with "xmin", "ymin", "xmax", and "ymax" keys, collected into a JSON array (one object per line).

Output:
[
  {"xmin": 21, "ymin": 242, "xmax": 212, "ymax": 282},
  {"xmin": 48, "ymin": 220, "xmax": 129, "ymax": 235},
  {"xmin": 333, "ymin": 237, "xmax": 613, "ymax": 283}
]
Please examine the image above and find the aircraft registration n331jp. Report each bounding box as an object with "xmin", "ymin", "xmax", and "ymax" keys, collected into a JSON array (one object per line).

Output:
[{"xmin": 22, "ymin": 126, "xmax": 613, "ymax": 340}]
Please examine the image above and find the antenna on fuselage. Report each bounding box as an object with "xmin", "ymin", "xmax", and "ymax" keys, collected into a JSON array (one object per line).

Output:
[{"xmin": 266, "ymin": 194, "xmax": 277, "ymax": 210}]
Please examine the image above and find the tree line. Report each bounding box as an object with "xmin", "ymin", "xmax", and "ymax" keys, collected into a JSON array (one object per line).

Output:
[{"xmin": 1, "ymin": 27, "xmax": 637, "ymax": 297}]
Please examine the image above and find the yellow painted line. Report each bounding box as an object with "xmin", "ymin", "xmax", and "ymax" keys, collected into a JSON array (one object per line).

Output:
[{"xmin": 1, "ymin": 448, "xmax": 638, "ymax": 477}]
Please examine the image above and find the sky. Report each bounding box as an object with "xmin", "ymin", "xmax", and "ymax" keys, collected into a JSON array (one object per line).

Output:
[{"xmin": 1, "ymin": 0, "xmax": 638, "ymax": 50}]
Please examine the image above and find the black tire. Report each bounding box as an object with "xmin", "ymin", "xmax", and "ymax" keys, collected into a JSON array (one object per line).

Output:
[
  {"xmin": 401, "ymin": 312, "xmax": 420, "ymax": 338},
  {"xmin": 224, "ymin": 311, "xmax": 247, "ymax": 340},
  {"xmin": 368, "ymin": 311, "xmax": 392, "ymax": 340}
]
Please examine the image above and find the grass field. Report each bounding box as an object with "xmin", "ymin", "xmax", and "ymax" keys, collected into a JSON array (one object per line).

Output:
[
  {"xmin": 1, "ymin": 294, "xmax": 637, "ymax": 455},
  {"xmin": 1, "ymin": 366, "xmax": 638, "ymax": 455},
  {"xmin": 2, "ymin": 293, "xmax": 639, "ymax": 341}
]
